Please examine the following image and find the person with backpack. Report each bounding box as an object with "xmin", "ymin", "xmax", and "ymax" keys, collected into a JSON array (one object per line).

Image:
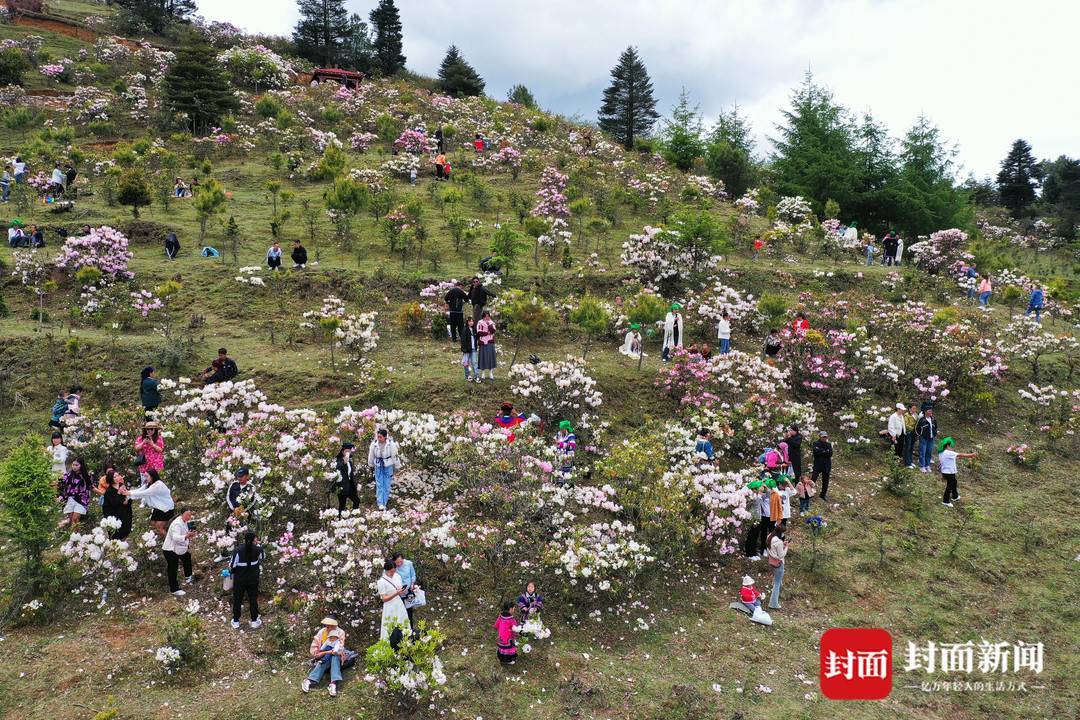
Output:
[
  {"xmin": 229, "ymin": 529, "xmax": 264, "ymax": 629},
  {"xmin": 140, "ymin": 366, "xmax": 161, "ymax": 415},
  {"xmin": 915, "ymin": 408, "xmax": 938, "ymax": 473}
]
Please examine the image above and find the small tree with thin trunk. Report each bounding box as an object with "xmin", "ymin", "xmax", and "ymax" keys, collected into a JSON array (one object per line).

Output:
[
  {"xmin": 500, "ymin": 290, "xmax": 556, "ymax": 366},
  {"xmin": 569, "ymin": 294, "xmax": 610, "ymax": 360},
  {"xmin": 194, "ymin": 177, "xmax": 227, "ymax": 247}
]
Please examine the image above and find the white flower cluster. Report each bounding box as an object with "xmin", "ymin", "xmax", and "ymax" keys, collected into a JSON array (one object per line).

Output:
[{"xmin": 508, "ymin": 356, "xmax": 603, "ymax": 430}]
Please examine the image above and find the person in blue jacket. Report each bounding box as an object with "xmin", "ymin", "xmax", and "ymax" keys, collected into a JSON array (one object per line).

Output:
[{"xmin": 1026, "ymin": 286, "xmax": 1045, "ymax": 322}]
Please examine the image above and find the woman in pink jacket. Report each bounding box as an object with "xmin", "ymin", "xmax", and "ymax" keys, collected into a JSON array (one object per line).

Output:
[
  {"xmin": 494, "ymin": 601, "xmax": 517, "ymax": 665},
  {"xmin": 135, "ymin": 421, "xmax": 165, "ymax": 476}
]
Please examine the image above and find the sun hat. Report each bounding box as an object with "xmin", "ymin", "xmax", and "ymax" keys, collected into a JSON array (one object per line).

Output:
[
  {"xmin": 320, "ymin": 616, "xmax": 338, "ymax": 627},
  {"xmin": 938, "ymin": 437, "xmax": 955, "ymax": 453},
  {"xmin": 895, "ymin": 402, "xmax": 905, "ymax": 410},
  {"xmin": 742, "ymin": 575, "xmax": 755, "ymax": 586},
  {"xmin": 143, "ymin": 420, "xmax": 162, "ymax": 429}
]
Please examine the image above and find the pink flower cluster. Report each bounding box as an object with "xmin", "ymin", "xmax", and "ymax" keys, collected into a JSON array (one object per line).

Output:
[
  {"xmin": 531, "ymin": 166, "xmax": 569, "ymax": 220},
  {"xmin": 54, "ymin": 226, "xmax": 134, "ymax": 282},
  {"xmin": 393, "ymin": 128, "xmax": 435, "ymax": 154}
]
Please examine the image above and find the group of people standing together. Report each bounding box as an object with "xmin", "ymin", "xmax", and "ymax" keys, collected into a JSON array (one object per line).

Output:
[
  {"xmin": 442, "ymin": 277, "xmax": 499, "ymax": 382},
  {"xmin": 886, "ymin": 403, "xmax": 977, "ymax": 506}
]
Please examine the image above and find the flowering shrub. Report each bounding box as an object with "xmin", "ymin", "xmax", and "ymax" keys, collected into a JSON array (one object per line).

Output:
[
  {"xmin": 349, "ymin": 132, "xmax": 379, "ymax": 152},
  {"xmin": 735, "ymin": 188, "xmax": 762, "ymax": 214},
  {"xmin": 60, "ymin": 517, "xmax": 138, "ymax": 604},
  {"xmin": 217, "ymin": 45, "xmax": 294, "ymax": 90},
  {"xmin": 393, "ymin": 128, "xmax": 435, "ymax": 154},
  {"xmin": 913, "ymin": 375, "xmax": 949, "ymax": 402},
  {"xmin": 364, "ymin": 621, "xmax": 446, "ymax": 703},
  {"xmin": 507, "ymin": 356, "xmax": 603, "ymax": 431},
  {"xmin": 689, "ymin": 278, "xmax": 759, "ymax": 330},
  {"xmin": 1005, "ymin": 444, "xmax": 1040, "ymax": 467},
  {"xmin": 907, "ymin": 228, "xmax": 969, "ymax": 274},
  {"xmin": 54, "ymin": 226, "xmax": 134, "ymax": 282},
  {"xmin": 66, "ymin": 86, "xmax": 113, "ymax": 123},
  {"xmin": 776, "ymin": 195, "xmax": 812, "ymax": 223},
  {"xmin": 621, "ymin": 224, "xmax": 718, "ymax": 290}
]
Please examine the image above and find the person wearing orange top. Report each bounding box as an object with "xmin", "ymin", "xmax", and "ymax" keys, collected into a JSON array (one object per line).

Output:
[{"xmin": 434, "ymin": 153, "xmax": 446, "ymax": 179}]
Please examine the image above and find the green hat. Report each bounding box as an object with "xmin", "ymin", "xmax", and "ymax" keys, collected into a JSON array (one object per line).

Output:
[
  {"xmin": 630, "ymin": 323, "xmax": 641, "ymax": 330},
  {"xmin": 747, "ymin": 480, "xmax": 763, "ymax": 490},
  {"xmin": 764, "ymin": 478, "xmax": 777, "ymax": 489},
  {"xmin": 10, "ymin": 218, "xmax": 23, "ymax": 228},
  {"xmin": 558, "ymin": 420, "xmax": 573, "ymax": 432},
  {"xmin": 938, "ymin": 437, "xmax": 954, "ymax": 453},
  {"xmin": 671, "ymin": 302, "xmax": 682, "ymax": 310}
]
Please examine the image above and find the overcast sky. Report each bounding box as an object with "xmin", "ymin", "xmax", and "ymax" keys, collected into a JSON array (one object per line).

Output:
[{"xmin": 196, "ymin": 0, "xmax": 1075, "ymax": 178}]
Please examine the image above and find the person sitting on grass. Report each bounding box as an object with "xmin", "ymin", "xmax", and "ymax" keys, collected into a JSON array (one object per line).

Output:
[
  {"xmin": 303, "ymin": 615, "xmax": 351, "ymax": 697},
  {"xmin": 291, "ymin": 239, "xmax": 308, "ymax": 268},
  {"xmin": 740, "ymin": 575, "xmax": 763, "ymax": 614}
]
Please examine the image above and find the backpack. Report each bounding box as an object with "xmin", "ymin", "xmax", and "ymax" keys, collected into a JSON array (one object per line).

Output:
[{"xmin": 50, "ymin": 397, "xmax": 68, "ymax": 422}]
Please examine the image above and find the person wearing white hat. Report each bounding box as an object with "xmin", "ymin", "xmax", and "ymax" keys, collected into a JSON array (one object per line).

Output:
[
  {"xmin": 304, "ymin": 616, "xmax": 348, "ymax": 696},
  {"xmin": 887, "ymin": 403, "xmax": 906, "ymax": 462},
  {"xmin": 739, "ymin": 575, "xmax": 762, "ymax": 614}
]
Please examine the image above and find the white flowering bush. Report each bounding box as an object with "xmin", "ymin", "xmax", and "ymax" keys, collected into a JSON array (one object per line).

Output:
[
  {"xmin": 61, "ymin": 517, "xmax": 138, "ymax": 605},
  {"xmin": 776, "ymin": 195, "xmax": 812, "ymax": 223},
  {"xmin": 508, "ymin": 356, "xmax": 603, "ymax": 431},
  {"xmin": 364, "ymin": 621, "xmax": 446, "ymax": 705},
  {"xmin": 217, "ymin": 44, "xmax": 293, "ymax": 90}
]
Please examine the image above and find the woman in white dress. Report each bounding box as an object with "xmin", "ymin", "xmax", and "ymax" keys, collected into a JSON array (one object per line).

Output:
[
  {"xmin": 377, "ymin": 559, "xmax": 410, "ymax": 640},
  {"xmin": 618, "ymin": 323, "xmax": 644, "ymax": 358}
]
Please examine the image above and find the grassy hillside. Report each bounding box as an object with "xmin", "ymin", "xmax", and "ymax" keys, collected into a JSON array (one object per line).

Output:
[{"xmin": 0, "ymin": 12, "xmax": 1077, "ymax": 720}]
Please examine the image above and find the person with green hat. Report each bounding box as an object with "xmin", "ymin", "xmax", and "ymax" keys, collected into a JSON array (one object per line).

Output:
[
  {"xmin": 619, "ymin": 322, "xmax": 644, "ymax": 358},
  {"xmin": 937, "ymin": 437, "xmax": 976, "ymax": 508},
  {"xmin": 7, "ymin": 218, "xmax": 26, "ymax": 248},
  {"xmin": 555, "ymin": 420, "xmax": 576, "ymax": 482},
  {"xmin": 661, "ymin": 303, "xmax": 684, "ymax": 362},
  {"xmin": 753, "ymin": 478, "xmax": 772, "ymax": 560},
  {"xmin": 744, "ymin": 480, "xmax": 766, "ymax": 559}
]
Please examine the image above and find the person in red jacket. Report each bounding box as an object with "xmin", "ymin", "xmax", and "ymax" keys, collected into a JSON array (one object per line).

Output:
[
  {"xmin": 740, "ymin": 575, "xmax": 763, "ymax": 614},
  {"xmin": 473, "ymin": 133, "xmax": 485, "ymax": 152},
  {"xmin": 791, "ymin": 312, "xmax": 809, "ymax": 333}
]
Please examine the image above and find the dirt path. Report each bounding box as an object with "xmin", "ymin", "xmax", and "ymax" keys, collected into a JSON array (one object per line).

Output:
[{"xmin": 11, "ymin": 10, "xmax": 143, "ymax": 50}]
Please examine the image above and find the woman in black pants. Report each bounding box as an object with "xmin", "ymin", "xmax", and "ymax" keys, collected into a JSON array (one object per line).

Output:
[
  {"xmin": 230, "ymin": 530, "xmax": 264, "ymax": 629},
  {"xmin": 335, "ymin": 442, "xmax": 360, "ymax": 511}
]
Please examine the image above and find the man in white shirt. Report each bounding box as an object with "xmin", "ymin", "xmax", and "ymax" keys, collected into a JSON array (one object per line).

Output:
[
  {"xmin": 50, "ymin": 163, "xmax": 65, "ymax": 193},
  {"xmin": 887, "ymin": 403, "xmax": 906, "ymax": 462},
  {"xmin": 162, "ymin": 509, "xmax": 195, "ymax": 596},
  {"xmin": 937, "ymin": 437, "xmax": 976, "ymax": 508}
]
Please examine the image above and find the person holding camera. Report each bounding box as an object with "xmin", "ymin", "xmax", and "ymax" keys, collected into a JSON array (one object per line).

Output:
[{"xmin": 163, "ymin": 509, "xmax": 196, "ymax": 596}]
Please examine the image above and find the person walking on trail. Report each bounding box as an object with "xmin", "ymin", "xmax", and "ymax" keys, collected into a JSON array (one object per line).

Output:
[
  {"xmin": 378, "ymin": 558, "xmax": 411, "ymax": 640},
  {"xmin": 303, "ymin": 616, "xmax": 353, "ymax": 696},
  {"xmin": 963, "ymin": 263, "xmax": 978, "ymax": 300},
  {"xmin": 811, "ymin": 431, "xmax": 833, "ymax": 501},
  {"xmin": 717, "ymin": 311, "xmax": 732, "ymax": 354},
  {"xmin": 937, "ymin": 437, "xmax": 976, "ymax": 508},
  {"xmin": 766, "ymin": 527, "xmax": 789, "ymax": 610},
  {"xmin": 368, "ymin": 428, "xmax": 400, "ymax": 510},
  {"xmin": 661, "ymin": 303, "xmax": 684, "ymax": 362},
  {"xmin": 468, "ymin": 276, "xmax": 497, "ymax": 324},
  {"xmin": 334, "ymin": 442, "xmax": 361, "ymax": 511},
  {"xmin": 915, "ymin": 408, "xmax": 938, "ymax": 473},
  {"xmin": 888, "ymin": 403, "xmax": 906, "ymax": 462},
  {"xmin": 1026, "ymin": 286, "xmax": 1044, "ymax": 322},
  {"xmin": 229, "ymin": 530, "xmax": 264, "ymax": 629},
  {"xmin": 162, "ymin": 509, "xmax": 195, "ymax": 596},
  {"xmin": 444, "ymin": 280, "xmax": 469, "ymax": 341},
  {"xmin": 140, "ymin": 366, "xmax": 161, "ymax": 415}
]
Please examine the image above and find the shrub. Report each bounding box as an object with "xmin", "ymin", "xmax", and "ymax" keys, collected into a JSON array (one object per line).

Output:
[
  {"xmin": 254, "ymin": 95, "xmax": 282, "ymax": 118},
  {"xmin": 158, "ymin": 616, "xmax": 210, "ymax": 676},
  {"xmin": 0, "ymin": 48, "xmax": 29, "ymax": 87},
  {"xmin": 396, "ymin": 301, "xmax": 427, "ymax": 335},
  {"xmin": 530, "ymin": 117, "xmax": 552, "ymax": 133},
  {"xmin": 0, "ymin": 441, "xmax": 55, "ymax": 601},
  {"xmin": 931, "ymin": 307, "xmax": 959, "ymax": 327},
  {"xmin": 757, "ymin": 292, "xmax": 789, "ymax": 327},
  {"xmin": 364, "ymin": 621, "xmax": 446, "ymax": 706},
  {"xmin": 1, "ymin": 106, "xmax": 37, "ymax": 129}
]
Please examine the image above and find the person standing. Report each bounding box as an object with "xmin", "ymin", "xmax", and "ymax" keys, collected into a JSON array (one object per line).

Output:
[
  {"xmin": 1026, "ymin": 286, "xmax": 1044, "ymax": 322},
  {"xmin": 468, "ymin": 276, "xmax": 497, "ymax": 324},
  {"xmin": 768, "ymin": 478, "xmax": 783, "ymax": 530},
  {"xmin": 865, "ymin": 237, "xmax": 876, "ymax": 266},
  {"xmin": 978, "ymin": 275, "xmax": 993, "ymax": 308},
  {"xmin": 779, "ymin": 475, "xmax": 795, "ymax": 527},
  {"xmin": 229, "ymin": 530, "xmax": 263, "ymax": 629},
  {"xmin": 493, "ymin": 602, "xmax": 518, "ymax": 665},
  {"xmin": 795, "ymin": 474, "xmax": 815, "ymax": 513},
  {"xmin": 434, "ymin": 152, "xmax": 446, "ymax": 180},
  {"xmin": 516, "ymin": 581, "xmax": 543, "ymax": 620},
  {"xmin": 717, "ymin": 311, "xmax": 732, "ymax": 354},
  {"xmin": 226, "ymin": 466, "xmax": 257, "ymax": 521},
  {"xmin": 938, "ymin": 437, "xmax": 976, "ymax": 508},
  {"xmin": 766, "ymin": 527, "xmax": 789, "ymax": 610},
  {"xmin": 58, "ymin": 457, "xmax": 92, "ymax": 528},
  {"xmin": 460, "ymin": 316, "xmax": 480, "ymax": 383},
  {"xmin": 140, "ymin": 366, "xmax": 161, "ymax": 416},
  {"xmin": 902, "ymin": 404, "xmax": 918, "ymax": 468},
  {"xmin": 811, "ymin": 431, "xmax": 833, "ymax": 501},
  {"xmin": 47, "ymin": 432, "xmax": 68, "ymax": 478},
  {"xmin": 368, "ymin": 429, "xmax": 400, "ymax": 510},
  {"xmin": 266, "ymin": 241, "xmax": 283, "ymax": 271},
  {"xmin": 123, "ymin": 468, "xmax": 174, "ymax": 538},
  {"xmin": 0, "ymin": 164, "xmax": 11, "ymax": 202},
  {"xmin": 964, "ymin": 264, "xmax": 978, "ymax": 301},
  {"xmin": 785, "ymin": 425, "xmax": 803, "ymax": 480},
  {"xmin": 895, "ymin": 235, "xmax": 904, "ymax": 265},
  {"xmin": 13, "ymin": 156, "xmax": 25, "ymax": 184},
  {"xmin": 444, "ymin": 280, "xmax": 469, "ymax": 341},
  {"xmin": 135, "ymin": 421, "xmax": 165, "ymax": 478},
  {"xmin": 291, "ymin": 239, "xmax": 308, "ymax": 268},
  {"xmin": 434, "ymin": 127, "xmax": 444, "ymax": 153},
  {"xmin": 162, "ymin": 509, "xmax": 195, "ymax": 596},
  {"xmin": 393, "ymin": 552, "xmax": 419, "ymax": 624},
  {"xmin": 100, "ymin": 468, "xmax": 132, "ymax": 540},
  {"xmin": 661, "ymin": 303, "xmax": 684, "ymax": 362},
  {"xmin": 754, "ymin": 480, "xmax": 772, "ymax": 561},
  {"xmin": 882, "ymin": 231, "xmax": 898, "ymax": 266},
  {"xmin": 476, "ymin": 310, "xmax": 498, "ymax": 382},
  {"xmin": 556, "ymin": 420, "xmax": 578, "ymax": 479},
  {"xmin": 743, "ymin": 481, "xmax": 765, "ymax": 560},
  {"xmin": 378, "ymin": 559, "xmax": 410, "ymax": 640},
  {"xmin": 887, "ymin": 403, "xmax": 906, "ymax": 462},
  {"xmin": 334, "ymin": 442, "xmax": 360, "ymax": 511},
  {"xmin": 915, "ymin": 409, "xmax": 937, "ymax": 473}
]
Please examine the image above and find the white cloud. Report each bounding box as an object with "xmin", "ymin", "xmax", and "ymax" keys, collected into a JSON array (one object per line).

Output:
[{"xmin": 196, "ymin": 0, "xmax": 1077, "ymax": 176}]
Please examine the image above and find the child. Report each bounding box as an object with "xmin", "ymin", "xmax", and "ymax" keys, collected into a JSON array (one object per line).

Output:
[
  {"xmin": 48, "ymin": 432, "xmax": 68, "ymax": 477},
  {"xmin": 516, "ymin": 581, "xmax": 543, "ymax": 620},
  {"xmin": 795, "ymin": 474, "xmax": 815, "ymax": 513},
  {"xmin": 740, "ymin": 575, "xmax": 762, "ymax": 614},
  {"xmin": 494, "ymin": 601, "xmax": 517, "ymax": 665},
  {"xmin": 753, "ymin": 238, "xmax": 763, "ymax": 259}
]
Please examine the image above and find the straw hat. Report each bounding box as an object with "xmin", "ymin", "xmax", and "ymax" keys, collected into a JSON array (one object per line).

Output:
[{"xmin": 320, "ymin": 616, "xmax": 338, "ymax": 627}]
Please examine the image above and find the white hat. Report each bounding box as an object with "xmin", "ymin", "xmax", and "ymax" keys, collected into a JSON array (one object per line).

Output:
[
  {"xmin": 741, "ymin": 575, "xmax": 755, "ymax": 586},
  {"xmin": 895, "ymin": 402, "xmax": 905, "ymax": 410}
]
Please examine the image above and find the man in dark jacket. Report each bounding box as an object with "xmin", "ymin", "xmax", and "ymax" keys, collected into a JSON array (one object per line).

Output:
[
  {"xmin": 204, "ymin": 348, "xmax": 239, "ymax": 385},
  {"xmin": 444, "ymin": 280, "xmax": 469, "ymax": 341},
  {"xmin": 227, "ymin": 466, "xmax": 256, "ymax": 517},
  {"xmin": 230, "ymin": 530, "xmax": 264, "ymax": 629},
  {"xmin": 914, "ymin": 409, "xmax": 938, "ymax": 473},
  {"xmin": 291, "ymin": 239, "xmax": 308, "ymax": 268},
  {"xmin": 335, "ymin": 442, "xmax": 360, "ymax": 511},
  {"xmin": 882, "ymin": 232, "xmax": 898, "ymax": 266},
  {"xmin": 468, "ymin": 276, "xmax": 497, "ymax": 324},
  {"xmin": 785, "ymin": 424, "xmax": 803, "ymax": 480},
  {"xmin": 811, "ymin": 431, "xmax": 833, "ymax": 501}
]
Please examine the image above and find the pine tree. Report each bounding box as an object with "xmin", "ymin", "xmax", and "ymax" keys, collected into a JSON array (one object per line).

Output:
[
  {"xmin": 437, "ymin": 45, "xmax": 485, "ymax": 97},
  {"xmin": 996, "ymin": 139, "xmax": 1040, "ymax": 218},
  {"xmin": 1040, "ymin": 155, "xmax": 1080, "ymax": 238},
  {"xmin": 293, "ymin": 0, "xmax": 351, "ymax": 67},
  {"xmin": 369, "ymin": 0, "xmax": 406, "ymax": 76},
  {"xmin": 507, "ymin": 84, "xmax": 537, "ymax": 108},
  {"xmin": 893, "ymin": 115, "xmax": 969, "ymax": 235},
  {"xmin": 116, "ymin": 0, "xmax": 196, "ymax": 34},
  {"xmin": 659, "ymin": 88, "xmax": 703, "ymax": 171},
  {"xmin": 597, "ymin": 46, "xmax": 659, "ymax": 150},
  {"xmin": 163, "ymin": 33, "xmax": 239, "ymax": 135},
  {"xmin": 770, "ymin": 72, "xmax": 860, "ymax": 215},
  {"xmin": 710, "ymin": 103, "xmax": 754, "ymax": 154},
  {"xmin": 342, "ymin": 13, "xmax": 375, "ymax": 73},
  {"xmin": 705, "ymin": 104, "xmax": 755, "ymax": 196},
  {"xmin": 849, "ymin": 112, "xmax": 900, "ymax": 230}
]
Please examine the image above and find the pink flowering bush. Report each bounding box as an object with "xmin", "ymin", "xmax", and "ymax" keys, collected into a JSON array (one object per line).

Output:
[
  {"xmin": 393, "ymin": 128, "xmax": 435, "ymax": 154},
  {"xmin": 349, "ymin": 132, "xmax": 379, "ymax": 152},
  {"xmin": 54, "ymin": 226, "xmax": 134, "ymax": 282}
]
